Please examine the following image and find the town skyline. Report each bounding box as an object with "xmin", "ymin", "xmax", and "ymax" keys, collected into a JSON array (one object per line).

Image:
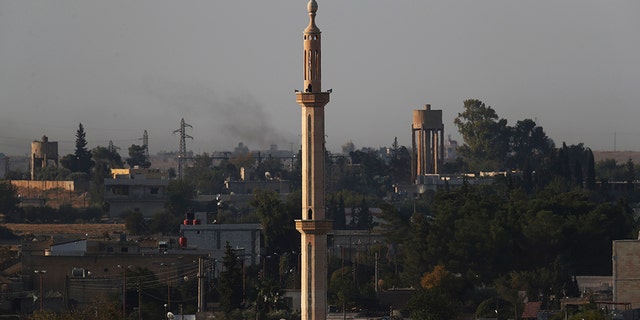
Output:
[{"xmin": 1, "ymin": 1, "xmax": 639, "ymax": 156}]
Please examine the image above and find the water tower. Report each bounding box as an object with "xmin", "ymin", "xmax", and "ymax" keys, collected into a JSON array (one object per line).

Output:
[
  {"xmin": 30, "ymin": 135, "xmax": 59, "ymax": 180},
  {"xmin": 411, "ymin": 104, "xmax": 444, "ymax": 182}
]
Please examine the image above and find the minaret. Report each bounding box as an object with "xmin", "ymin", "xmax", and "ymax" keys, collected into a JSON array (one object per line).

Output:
[{"xmin": 295, "ymin": 1, "xmax": 332, "ymax": 320}]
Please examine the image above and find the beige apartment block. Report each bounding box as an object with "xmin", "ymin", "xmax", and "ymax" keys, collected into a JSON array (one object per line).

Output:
[{"xmin": 612, "ymin": 239, "xmax": 640, "ymax": 309}]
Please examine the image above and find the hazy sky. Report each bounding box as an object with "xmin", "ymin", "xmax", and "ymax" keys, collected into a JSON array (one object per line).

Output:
[{"xmin": 1, "ymin": 1, "xmax": 639, "ymax": 156}]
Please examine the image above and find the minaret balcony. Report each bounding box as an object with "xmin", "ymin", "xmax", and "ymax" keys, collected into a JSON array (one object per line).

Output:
[
  {"xmin": 295, "ymin": 219, "xmax": 333, "ymax": 234},
  {"xmin": 296, "ymin": 92, "xmax": 330, "ymax": 106}
]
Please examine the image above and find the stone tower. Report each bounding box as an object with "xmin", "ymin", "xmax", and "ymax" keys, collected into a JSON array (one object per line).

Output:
[{"xmin": 295, "ymin": 1, "xmax": 332, "ymax": 319}]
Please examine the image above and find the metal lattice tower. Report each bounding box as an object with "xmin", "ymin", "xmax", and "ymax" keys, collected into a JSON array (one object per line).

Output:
[
  {"xmin": 173, "ymin": 118, "xmax": 193, "ymax": 179},
  {"xmin": 107, "ymin": 140, "xmax": 119, "ymax": 153}
]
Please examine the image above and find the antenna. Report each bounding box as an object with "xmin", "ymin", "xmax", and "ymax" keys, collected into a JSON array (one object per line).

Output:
[{"xmin": 173, "ymin": 118, "xmax": 193, "ymax": 179}]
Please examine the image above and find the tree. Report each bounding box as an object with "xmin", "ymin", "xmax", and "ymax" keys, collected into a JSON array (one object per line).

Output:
[
  {"xmin": 149, "ymin": 212, "xmax": 180, "ymax": 235},
  {"xmin": 574, "ymin": 160, "xmax": 583, "ymax": 187},
  {"xmin": 60, "ymin": 123, "xmax": 94, "ymax": 175},
  {"xmin": 92, "ymin": 146, "xmax": 123, "ymax": 171},
  {"xmin": 219, "ymin": 242, "xmax": 243, "ymax": 313},
  {"xmin": 454, "ymin": 99, "xmax": 509, "ymax": 171},
  {"xmin": 354, "ymin": 197, "xmax": 373, "ymax": 230},
  {"xmin": 390, "ymin": 137, "xmax": 412, "ymax": 184},
  {"xmin": 251, "ymin": 189, "xmax": 296, "ymax": 253},
  {"xmin": 121, "ymin": 210, "xmax": 148, "ymax": 235},
  {"xmin": 336, "ymin": 194, "xmax": 346, "ymax": 229},
  {"xmin": 625, "ymin": 158, "xmax": 635, "ymax": 189},
  {"xmin": 403, "ymin": 212, "xmax": 432, "ymax": 284},
  {"xmin": 76, "ymin": 123, "xmax": 95, "ymax": 175},
  {"xmin": 329, "ymin": 267, "xmax": 360, "ymax": 313},
  {"xmin": 126, "ymin": 144, "xmax": 151, "ymax": 168},
  {"xmin": 32, "ymin": 165, "xmax": 72, "ymax": 181},
  {"xmin": 585, "ymin": 148, "xmax": 596, "ymax": 190},
  {"xmin": 348, "ymin": 149, "xmax": 390, "ymax": 196},
  {"xmin": 255, "ymin": 155, "xmax": 286, "ymax": 181},
  {"xmin": 92, "ymin": 146, "xmax": 124, "ymax": 205},
  {"xmin": 0, "ymin": 181, "xmax": 20, "ymax": 216},
  {"xmin": 183, "ymin": 153, "xmax": 227, "ymax": 195},
  {"xmin": 420, "ymin": 265, "xmax": 452, "ymax": 289},
  {"xmin": 508, "ymin": 119, "xmax": 554, "ymax": 171},
  {"xmin": 407, "ymin": 287, "xmax": 459, "ymax": 320},
  {"xmin": 165, "ymin": 179, "xmax": 196, "ymax": 215}
]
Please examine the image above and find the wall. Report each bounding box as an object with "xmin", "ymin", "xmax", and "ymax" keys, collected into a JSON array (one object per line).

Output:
[
  {"xmin": 11, "ymin": 180, "xmax": 75, "ymax": 192},
  {"xmin": 613, "ymin": 240, "xmax": 640, "ymax": 308}
]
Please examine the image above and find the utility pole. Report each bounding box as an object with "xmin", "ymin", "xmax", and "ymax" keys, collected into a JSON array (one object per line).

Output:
[
  {"xmin": 138, "ymin": 279, "xmax": 142, "ymax": 320},
  {"xmin": 34, "ymin": 270, "xmax": 46, "ymax": 311},
  {"xmin": 197, "ymin": 257, "xmax": 205, "ymax": 313},
  {"xmin": 117, "ymin": 265, "xmax": 130, "ymax": 320}
]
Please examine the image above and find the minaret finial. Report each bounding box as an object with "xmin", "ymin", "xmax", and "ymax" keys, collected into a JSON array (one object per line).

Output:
[{"xmin": 305, "ymin": 0, "xmax": 319, "ymax": 34}]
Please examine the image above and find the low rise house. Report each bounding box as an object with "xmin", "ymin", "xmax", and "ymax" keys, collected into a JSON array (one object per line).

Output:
[
  {"xmin": 104, "ymin": 167, "xmax": 169, "ymax": 217},
  {"xmin": 179, "ymin": 212, "xmax": 262, "ymax": 266}
]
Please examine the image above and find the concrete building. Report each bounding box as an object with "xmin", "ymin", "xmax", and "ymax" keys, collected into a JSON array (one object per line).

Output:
[
  {"xmin": 225, "ymin": 178, "xmax": 291, "ymax": 195},
  {"xmin": 294, "ymin": 1, "xmax": 333, "ymax": 319},
  {"xmin": 445, "ymin": 134, "xmax": 458, "ymax": 160},
  {"xmin": 613, "ymin": 239, "xmax": 640, "ymax": 309},
  {"xmin": 103, "ymin": 167, "xmax": 169, "ymax": 217},
  {"xmin": 30, "ymin": 135, "xmax": 58, "ymax": 180},
  {"xmin": 179, "ymin": 212, "xmax": 261, "ymax": 266},
  {"xmin": 411, "ymin": 105, "xmax": 444, "ymax": 182}
]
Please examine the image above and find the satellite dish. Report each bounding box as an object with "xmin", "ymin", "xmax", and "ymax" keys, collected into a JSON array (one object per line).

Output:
[
  {"xmin": 265, "ymin": 172, "xmax": 272, "ymax": 180},
  {"xmin": 167, "ymin": 312, "xmax": 175, "ymax": 319}
]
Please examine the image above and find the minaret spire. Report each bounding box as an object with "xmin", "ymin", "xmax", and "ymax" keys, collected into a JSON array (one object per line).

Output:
[
  {"xmin": 295, "ymin": 1, "xmax": 332, "ymax": 320},
  {"xmin": 303, "ymin": 0, "xmax": 321, "ymax": 93}
]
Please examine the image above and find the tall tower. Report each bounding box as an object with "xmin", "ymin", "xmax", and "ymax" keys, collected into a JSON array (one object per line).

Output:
[
  {"xmin": 295, "ymin": 1, "xmax": 332, "ymax": 319},
  {"xmin": 30, "ymin": 135, "xmax": 58, "ymax": 180},
  {"xmin": 142, "ymin": 130, "xmax": 149, "ymax": 159},
  {"xmin": 173, "ymin": 118, "xmax": 193, "ymax": 179},
  {"xmin": 411, "ymin": 104, "xmax": 444, "ymax": 182}
]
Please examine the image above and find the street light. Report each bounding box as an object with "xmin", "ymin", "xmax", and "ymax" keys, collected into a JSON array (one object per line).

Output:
[{"xmin": 34, "ymin": 269, "xmax": 46, "ymax": 311}]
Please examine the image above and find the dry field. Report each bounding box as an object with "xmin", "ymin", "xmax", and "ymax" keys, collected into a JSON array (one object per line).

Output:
[{"xmin": 2, "ymin": 223, "xmax": 126, "ymax": 237}]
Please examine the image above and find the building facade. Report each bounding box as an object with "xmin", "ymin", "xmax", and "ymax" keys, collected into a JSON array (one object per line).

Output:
[
  {"xmin": 103, "ymin": 168, "xmax": 169, "ymax": 217},
  {"xmin": 179, "ymin": 212, "xmax": 261, "ymax": 266},
  {"xmin": 613, "ymin": 239, "xmax": 640, "ymax": 309}
]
